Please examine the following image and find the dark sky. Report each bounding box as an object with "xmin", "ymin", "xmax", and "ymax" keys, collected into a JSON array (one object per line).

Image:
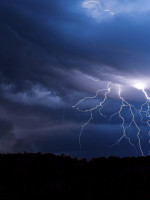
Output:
[{"xmin": 0, "ymin": 0, "xmax": 150, "ymax": 158}]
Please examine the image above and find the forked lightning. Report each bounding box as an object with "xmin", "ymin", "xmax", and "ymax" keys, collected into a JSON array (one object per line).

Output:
[{"xmin": 73, "ymin": 77, "xmax": 150, "ymax": 156}]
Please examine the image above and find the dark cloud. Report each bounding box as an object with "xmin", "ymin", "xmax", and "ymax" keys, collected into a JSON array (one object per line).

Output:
[
  {"xmin": 1, "ymin": 0, "xmax": 150, "ymax": 93},
  {"xmin": 0, "ymin": 118, "xmax": 32, "ymax": 153},
  {"xmin": 0, "ymin": 0, "xmax": 150, "ymax": 157}
]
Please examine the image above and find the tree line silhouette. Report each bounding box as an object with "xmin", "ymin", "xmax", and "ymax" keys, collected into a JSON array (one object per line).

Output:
[{"xmin": 0, "ymin": 153, "xmax": 150, "ymax": 199}]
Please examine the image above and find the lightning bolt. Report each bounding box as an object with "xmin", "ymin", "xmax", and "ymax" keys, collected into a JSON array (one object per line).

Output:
[
  {"xmin": 83, "ymin": 0, "xmax": 115, "ymax": 15},
  {"xmin": 110, "ymin": 86, "xmax": 144, "ymax": 156},
  {"xmin": 73, "ymin": 79, "xmax": 111, "ymax": 148},
  {"xmin": 73, "ymin": 76, "xmax": 150, "ymax": 156},
  {"xmin": 110, "ymin": 86, "xmax": 150, "ymax": 156},
  {"xmin": 87, "ymin": 75, "xmax": 99, "ymax": 82},
  {"xmin": 139, "ymin": 88, "xmax": 150, "ymax": 139}
]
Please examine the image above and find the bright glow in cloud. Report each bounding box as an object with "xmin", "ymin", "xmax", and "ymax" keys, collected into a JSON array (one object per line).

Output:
[
  {"xmin": 133, "ymin": 82, "xmax": 145, "ymax": 90},
  {"xmin": 82, "ymin": 0, "xmax": 150, "ymax": 19},
  {"xmin": 82, "ymin": 0, "xmax": 115, "ymax": 18},
  {"xmin": 128, "ymin": 78, "xmax": 150, "ymax": 90}
]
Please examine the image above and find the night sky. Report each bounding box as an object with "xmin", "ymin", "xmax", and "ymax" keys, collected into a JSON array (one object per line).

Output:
[{"xmin": 1, "ymin": 0, "xmax": 150, "ymax": 158}]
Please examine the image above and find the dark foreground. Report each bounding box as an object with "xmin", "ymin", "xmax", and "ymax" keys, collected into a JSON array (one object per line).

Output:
[{"xmin": 0, "ymin": 153, "xmax": 150, "ymax": 199}]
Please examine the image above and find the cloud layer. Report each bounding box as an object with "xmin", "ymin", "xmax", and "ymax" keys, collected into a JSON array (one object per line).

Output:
[{"xmin": 0, "ymin": 0, "xmax": 150, "ymax": 157}]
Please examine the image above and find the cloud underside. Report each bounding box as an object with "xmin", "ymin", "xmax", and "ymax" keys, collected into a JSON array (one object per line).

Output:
[{"xmin": 0, "ymin": 0, "xmax": 150, "ymax": 156}]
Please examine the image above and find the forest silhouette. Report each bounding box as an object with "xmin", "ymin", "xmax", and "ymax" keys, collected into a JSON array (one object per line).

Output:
[{"xmin": 0, "ymin": 153, "xmax": 149, "ymax": 199}]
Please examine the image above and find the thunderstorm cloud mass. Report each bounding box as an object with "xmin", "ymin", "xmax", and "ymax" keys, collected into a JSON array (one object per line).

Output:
[{"xmin": 1, "ymin": 0, "xmax": 150, "ymax": 158}]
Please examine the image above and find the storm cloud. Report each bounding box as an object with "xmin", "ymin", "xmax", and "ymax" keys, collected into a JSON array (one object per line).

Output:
[{"xmin": 0, "ymin": 0, "xmax": 150, "ymax": 157}]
